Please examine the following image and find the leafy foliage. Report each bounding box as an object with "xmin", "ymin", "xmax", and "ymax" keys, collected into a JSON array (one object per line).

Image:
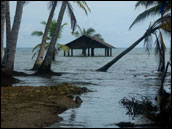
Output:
[
  {"xmin": 31, "ymin": 20, "xmax": 69, "ymax": 60},
  {"xmin": 72, "ymin": 25, "xmax": 105, "ymax": 41}
]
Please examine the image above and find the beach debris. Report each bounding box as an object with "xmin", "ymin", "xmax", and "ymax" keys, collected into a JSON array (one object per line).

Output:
[
  {"xmin": 119, "ymin": 94, "xmax": 157, "ymax": 119},
  {"xmin": 75, "ymin": 96, "xmax": 83, "ymax": 104}
]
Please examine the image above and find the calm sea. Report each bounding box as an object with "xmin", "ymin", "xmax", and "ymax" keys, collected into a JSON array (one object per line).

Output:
[{"xmin": 14, "ymin": 48, "xmax": 171, "ymax": 128}]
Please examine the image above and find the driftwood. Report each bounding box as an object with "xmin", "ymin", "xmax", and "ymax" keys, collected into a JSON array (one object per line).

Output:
[
  {"xmin": 115, "ymin": 122, "xmax": 161, "ymax": 128},
  {"xmin": 119, "ymin": 94, "xmax": 157, "ymax": 119}
]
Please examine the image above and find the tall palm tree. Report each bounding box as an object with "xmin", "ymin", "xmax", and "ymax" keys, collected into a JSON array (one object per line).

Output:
[
  {"xmin": 129, "ymin": 1, "xmax": 171, "ymax": 72},
  {"xmin": 2, "ymin": 1, "xmax": 11, "ymax": 66},
  {"xmin": 31, "ymin": 20, "xmax": 69, "ymax": 62},
  {"xmin": 39, "ymin": 1, "xmax": 90, "ymax": 72},
  {"xmin": 1, "ymin": 1, "xmax": 6, "ymax": 63},
  {"xmin": 72, "ymin": 25, "xmax": 104, "ymax": 55},
  {"xmin": 97, "ymin": 14, "xmax": 171, "ymax": 72},
  {"xmin": 2, "ymin": 1, "xmax": 25, "ymax": 76},
  {"xmin": 32, "ymin": 1, "xmax": 58, "ymax": 70}
]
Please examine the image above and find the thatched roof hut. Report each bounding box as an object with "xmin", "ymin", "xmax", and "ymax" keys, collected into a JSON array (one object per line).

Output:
[{"xmin": 65, "ymin": 35, "xmax": 115, "ymax": 56}]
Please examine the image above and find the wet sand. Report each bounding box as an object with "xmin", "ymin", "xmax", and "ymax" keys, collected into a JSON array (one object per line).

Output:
[{"xmin": 1, "ymin": 83, "xmax": 88, "ymax": 128}]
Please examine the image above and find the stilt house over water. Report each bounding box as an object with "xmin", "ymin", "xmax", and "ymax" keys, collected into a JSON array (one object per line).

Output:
[{"xmin": 64, "ymin": 35, "xmax": 115, "ymax": 57}]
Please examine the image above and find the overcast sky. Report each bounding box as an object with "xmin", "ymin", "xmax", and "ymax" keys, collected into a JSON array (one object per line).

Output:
[{"xmin": 9, "ymin": 1, "xmax": 170, "ymax": 48}]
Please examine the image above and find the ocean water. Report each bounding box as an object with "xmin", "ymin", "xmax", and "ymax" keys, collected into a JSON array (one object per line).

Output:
[{"xmin": 13, "ymin": 48, "xmax": 171, "ymax": 128}]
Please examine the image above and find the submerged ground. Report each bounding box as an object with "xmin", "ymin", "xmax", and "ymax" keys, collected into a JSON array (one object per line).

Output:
[
  {"xmin": 1, "ymin": 83, "xmax": 89, "ymax": 128},
  {"xmin": 1, "ymin": 48, "xmax": 171, "ymax": 128}
]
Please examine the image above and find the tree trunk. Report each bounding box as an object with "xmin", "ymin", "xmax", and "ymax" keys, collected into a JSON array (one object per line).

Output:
[
  {"xmin": 2, "ymin": 1, "xmax": 11, "ymax": 66},
  {"xmin": 32, "ymin": 1, "xmax": 57, "ymax": 70},
  {"xmin": 39, "ymin": 1, "xmax": 67, "ymax": 72},
  {"xmin": 2, "ymin": 1, "xmax": 24, "ymax": 76},
  {"xmin": 96, "ymin": 28, "xmax": 158, "ymax": 72},
  {"xmin": 1, "ymin": 1, "xmax": 6, "ymax": 63}
]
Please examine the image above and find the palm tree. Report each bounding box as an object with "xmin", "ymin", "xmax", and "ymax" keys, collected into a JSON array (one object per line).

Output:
[
  {"xmin": 97, "ymin": 14, "xmax": 171, "ymax": 72},
  {"xmin": 1, "ymin": 1, "xmax": 6, "ymax": 63},
  {"xmin": 72, "ymin": 25, "xmax": 104, "ymax": 55},
  {"xmin": 2, "ymin": 1, "xmax": 25, "ymax": 76},
  {"xmin": 2, "ymin": 1, "xmax": 11, "ymax": 66},
  {"xmin": 32, "ymin": 1, "xmax": 58, "ymax": 70},
  {"xmin": 129, "ymin": 1, "xmax": 171, "ymax": 72},
  {"xmin": 39, "ymin": 1, "xmax": 90, "ymax": 72},
  {"xmin": 31, "ymin": 20, "xmax": 69, "ymax": 62}
]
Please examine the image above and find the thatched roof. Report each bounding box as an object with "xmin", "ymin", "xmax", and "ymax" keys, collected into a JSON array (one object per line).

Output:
[{"xmin": 65, "ymin": 35, "xmax": 115, "ymax": 49}]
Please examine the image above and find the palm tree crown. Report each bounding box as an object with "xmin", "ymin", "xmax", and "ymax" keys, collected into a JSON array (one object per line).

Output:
[
  {"xmin": 72, "ymin": 25, "xmax": 104, "ymax": 41},
  {"xmin": 31, "ymin": 20, "xmax": 69, "ymax": 60}
]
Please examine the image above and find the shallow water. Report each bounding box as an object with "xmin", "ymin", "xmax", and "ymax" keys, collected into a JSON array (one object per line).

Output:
[{"xmin": 13, "ymin": 48, "xmax": 171, "ymax": 128}]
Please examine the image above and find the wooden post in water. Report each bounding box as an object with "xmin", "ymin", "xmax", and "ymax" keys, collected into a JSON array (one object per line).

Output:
[
  {"xmin": 107, "ymin": 48, "xmax": 109, "ymax": 56},
  {"xmin": 88, "ymin": 48, "xmax": 90, "ymax": 56},
  {"xmin": 68, "ymin": 49, "xmax": 70, "ymax": 56},
  {"xmin": 91, "ymin": 48, "xmax": 94, "ymax": 56},
  {"xmin": 71, "ymin": 49, "xmax": 73, "ymax": 56},
  {"xmin": 64, "ymin": 51, "xmax": 66, "ymax": 56},
  {"xmin": 110, "ymin": 48, "xmax": 112, "ymax": 56}
]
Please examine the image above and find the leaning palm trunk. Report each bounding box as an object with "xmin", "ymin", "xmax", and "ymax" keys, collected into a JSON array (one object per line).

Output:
[
  {"xmin": 2, "ymin": 1, "xmax": 11, "ymax": 66},
  {"xmin": 97, "ymin": 27, "xmax": 158, "ymax": 72},
  {"xmin": 39, "ymin": 1, "xmax": 67, "ymax": 72},
  {"xmin": 1, "ymin": 1, "xmax": 6, "ymax": 63},
  {"xmin": 32, "ymin": 1, "xmax": 57, "ymax": 70},
  {"xmin": 2, "ymin": 1, "xmax": 25, "ymax": 76}
]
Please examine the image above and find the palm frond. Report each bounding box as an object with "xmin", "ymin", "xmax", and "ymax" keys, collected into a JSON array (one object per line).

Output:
[
  {"xmin": 144, "ymin": 23, "xmax": 153, "ymax": 54},
  {"xmin": 49, "ymin": 21, "xmax": 67, "ymax": 39},
  {"xmin": 32, "ymin": 43, "xmax": 41, "ymax": 52},
  {"xmin": 32, "ymin": 52, "xmax": 38, "ymax": 60},
  {"xmin": 152, "ymin": 13, "xmax": 171, "ymax": 29},
  {"xmin": 47, "ymin": 1, "xmax": 58, "ymax": 10},
  {"xmin": 66, "ymin": 2, "xmax": 77, "ymax": 32},
  {"xmin": 80, "ymin": 1, "xmax": 91, "ymax": 13},
  {"xmin": 58, "ymin": 23, "xmax": 67, "ymax": 39},
  {"xmin": 57, "ymin": 44, "xmax": 70, "ymax": 52},
  {"xmin": 86, "ymin": 28, "xmax": 96, "ymax": 35},
  {"xmin": 71, "ymin": 31, "xmax": 80, "ymax": 38},
  {"xmin": 31, "ymin": 31, "xmax": 43, "ymax": 37},
  {"xmin": 77, "ymin": 25, "xmax": 83, "ymax": 35},
  {"xmin": 135, "ymin": 1, "xmax": 158, "ymax": 9},
  {"xmin": 154, "ymin": 33, "xmax": 160, "ymax": 56},
  {"xmin": 44, "ymin": 43, "xmax": 50, "ymax": 50},
  {"xmin": 159, "ymin": 20, "xmax": 171, "ymax": 32},
  {"xmin": 74, "ymin": 1, "xmax": 90, "ymax": 15},
  {"xmin": 129, "ymin": 5, "xmax": 161, "ymax": 29},
  {"xmin": 159, "ymin": 31, "xmax": 166, "ymax": 52},
  {"xmin": 40, "ymin": 21, "xmax": 47, "ymax": 26},
  {"xmin": 93, "ymin": 34, "xmax": 104, "ymax": 41}
]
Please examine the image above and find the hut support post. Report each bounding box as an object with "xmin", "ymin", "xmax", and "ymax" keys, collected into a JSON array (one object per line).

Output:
[
  {"xmin": 107, "ymin": 48, "xmax": 109, "ymax": 56},
  {"xmin": 105, "ymin": 48, "xmax": 108, "ymax": 56},
  {"xmin": 71, "ymin": 49, "xmax": 73, "ymax": 56},
  {"xmin": 64, "ymin": 51, "xmax": 66, "ymax": 56},
  {"xmin": 110, "ymin": 48, "xmax": 112, "ymax": 56},
  {"xmin": 88, "ymin": 48, "xmax": 90, "ymax": 56},
  {"xmin": 68, "ymin": 50, "xmax": 70, "ymax": 56},
  {"xmin": 91, "ymin": 48, "xmax": 94, "ymax": 56}
]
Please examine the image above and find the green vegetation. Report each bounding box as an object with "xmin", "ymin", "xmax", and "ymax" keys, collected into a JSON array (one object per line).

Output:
[{"xmin": 31, "ymin": 20, "xmax": 69, "ymax": 61}]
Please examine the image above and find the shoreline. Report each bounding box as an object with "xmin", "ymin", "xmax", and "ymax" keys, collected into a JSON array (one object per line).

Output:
[{"xmin": 1, "ymin": 83, "xmax": 89, "ymax": 128}]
